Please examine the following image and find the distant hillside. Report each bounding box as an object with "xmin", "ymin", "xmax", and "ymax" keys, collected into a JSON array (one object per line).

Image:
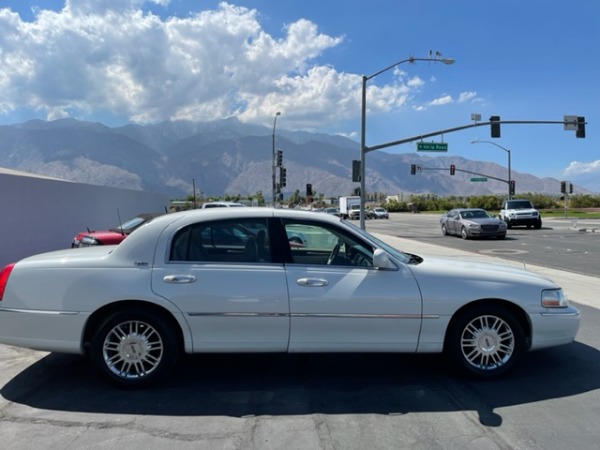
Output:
[{"xmin": 0, "ymin": 118, "xmax": 573, "ymax": 198}]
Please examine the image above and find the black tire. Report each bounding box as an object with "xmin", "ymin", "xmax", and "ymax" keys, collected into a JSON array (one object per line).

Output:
[
  {"xmin": 441, "ymin": 223, "xmax": 448, "ymax": 236},
  {"xmin": 90, "ymin": 308, "xmax": 181, "ymax": 388},
  {"xmin": 446, "ymin": 305, "xmax": 525, "ymax": 378},
  {"xmin": 497, "ymin": 234, "xmax": 506, "ymax": 240},
  {"xmin": 460, "ymin": 227, "xmax": 469, "ymax": 240},
  {"xmin": 534, "ymin": 219, "xmax": 542, "ymax": 229}
]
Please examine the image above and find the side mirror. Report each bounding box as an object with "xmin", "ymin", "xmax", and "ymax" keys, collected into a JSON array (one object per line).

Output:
[{"xmin": 373, "ymin": 248, "xmax": 395, "ymax": 270}]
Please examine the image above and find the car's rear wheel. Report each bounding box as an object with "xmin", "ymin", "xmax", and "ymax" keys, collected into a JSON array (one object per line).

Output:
[
  {"xmin": 90, "ymin": 308, "xmax": 180, "ymax": 388},
  {"xmin": 446, "ymin": 305, "xmax": 525, "ymax": 378}
]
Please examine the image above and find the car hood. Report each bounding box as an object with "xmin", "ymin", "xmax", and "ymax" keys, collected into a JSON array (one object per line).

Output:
[
  {"xmin": 407, "ymin": 254, "xmax": 558, "ymax": 291},
  {"xmin": 74, "ymin": 230, "xmax": 125, "ymax": 240},
  {"xmin": 467, "ymin": 218, "xmax": 504, "ymax": 225}
]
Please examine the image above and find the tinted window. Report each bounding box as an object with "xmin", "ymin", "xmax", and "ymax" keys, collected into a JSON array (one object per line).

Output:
[
  {"xmin": 282, "ymin": 220, "xmax": 373, "ymax": 267},
  {"xmin": 170, "ymin": 218, "xmax": 270, "ymax": 263}
]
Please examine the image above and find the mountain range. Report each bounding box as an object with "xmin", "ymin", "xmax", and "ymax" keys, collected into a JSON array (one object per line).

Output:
[{"xmin": 0, "ymin": 118, "xmax": 570, "ymax": 199}]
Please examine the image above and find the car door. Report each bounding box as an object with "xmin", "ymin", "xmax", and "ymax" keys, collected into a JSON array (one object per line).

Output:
[
  {"xmin": 151, "ymin": 217, "xmax": 290, "ymax": 352},
  {"xmin": 446, "ymin": 210, "xmax": 458, "ymax": 235},
  {"xmin": 280, "ymin": 219, "xmax": 423, "ymax": 352}
]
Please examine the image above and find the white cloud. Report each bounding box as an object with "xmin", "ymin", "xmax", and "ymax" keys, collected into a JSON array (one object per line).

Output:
[
  {"xmin": 429, "ymin": 95, "xmax": 453, "ymax": 106},
  {"xmin": 0, "ymin": 1, "xmax": 456, "ymax": 130},
  {"xmin": 458, "ymin": 91, "xmax": 477, "ymax": 103},
  {"xmin": 564, "ymin": 160, "xmax": 600, "ymax": 176}
]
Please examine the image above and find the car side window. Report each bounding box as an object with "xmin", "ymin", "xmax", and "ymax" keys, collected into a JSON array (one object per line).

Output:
[
  {"xmin": 282, "ymin": 220, "xmax": 373, "ymax": 267},
  {"xmin": 170, "ymin": 219, "xmax": 270, "ymax": 263}
]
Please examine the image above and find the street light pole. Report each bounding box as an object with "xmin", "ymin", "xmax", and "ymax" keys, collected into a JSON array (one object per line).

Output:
[
  {"xmin": 470, "ymin": 140, "xmax": 512, "ymax": 199},
  {"xmin": 272, "ymin": 111, "xmax": 281, "ymax": 206},
  {"xmin": 359, "ymin": 55, "xmax": 454, "ymax": 229}
]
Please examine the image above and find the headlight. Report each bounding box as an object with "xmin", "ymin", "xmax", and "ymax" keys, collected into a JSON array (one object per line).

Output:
[
  {"xmin": 79, "ymin": 236, "xmax": 101, "ymax": 247},
  {"xmin": 542, "ymin": 289, "xmax": 569, "ymax": 308}
]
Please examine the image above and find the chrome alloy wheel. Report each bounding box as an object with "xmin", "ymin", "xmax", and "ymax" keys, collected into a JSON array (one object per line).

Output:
[
  {"xmin": 102, "ymin": 320, "xmax": 164, "ymax": 379},
  {"xmin": 460, "ymin": 314, "xmax": 515, "ymax": 371}
]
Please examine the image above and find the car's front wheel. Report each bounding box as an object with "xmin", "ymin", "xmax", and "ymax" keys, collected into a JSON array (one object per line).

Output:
[
  {"xmin": 441, "ymin": 223, "xmax": 449, "ymax": 236},
  {"xmin": 446, "ymin": 305, "xmax": 525, "ymax": 378},
  {"xmin": 460, "ymin": 227, "xmax": 470, "ymax": 239},
  {"xmin": 90, "ymin": 308, "xmax": 181, "ymax": 388}
]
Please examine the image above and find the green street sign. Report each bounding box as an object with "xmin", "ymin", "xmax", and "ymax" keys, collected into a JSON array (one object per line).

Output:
[
  {"xmin": 417, "ymin": 142, "xmax": 448, "ymax": 152},
  {"xmin": 470, "ymin": 177, "xmax": 488, "ymax": 182}
]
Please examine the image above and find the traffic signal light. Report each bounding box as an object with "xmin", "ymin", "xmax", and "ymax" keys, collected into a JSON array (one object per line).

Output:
[
  {"xmin": 306, "ymin": 183, "xmax": 312, "ymax": 196},
  {"xmin": 352, "ymin": 160, "xmax": 361, "ymax": 182},
  {"xmin": 570, "ymin": 182, "xmax": 574, "ymax": 194},
  {"xmin": 450, "ymin": 164, "xmax": 455, "ymax": 175},
  {"xmin": 560, "ymin": 181, "xmax": 566, "ymax": 193},
  {"xmin": 410, "ymin": 164, "xmax": 416, "ymax": 175},
  {"xmin": 490, "ymin": 115, "xmax": 501, "ymax": 138},
  {"xmin": 576, "ymin": 116, "xmax": 586, "ymax": 138},
  {"xmin": 510, "ymin": 180, "xmax": 515, "ymax": 196},
  {"xmin": 276, "ymin": 150, "xmax": 283, "ymax": 166},
  {"xmin": 280, "ymin": 167, "xmax": 287, "ymax": 187}
]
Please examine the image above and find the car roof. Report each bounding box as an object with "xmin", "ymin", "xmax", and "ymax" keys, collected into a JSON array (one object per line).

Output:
[
  {"xmin": 110, "ymin": 207, "xmax": 346, "ymax": 262},
  {"xmin": 454, "ymin": 208, "xmax": 485, "ymax": 212},
  {"xmin": 201, "ymin": 201, "xmax": 245, "ymax": 208},
  {"xmin": 122, "ymin": 207, "xmax": 345, "ymax": 239}
]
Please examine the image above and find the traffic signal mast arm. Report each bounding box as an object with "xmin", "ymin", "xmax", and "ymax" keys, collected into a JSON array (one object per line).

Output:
[
  {"xmin": 415, "ymin": 166, "xmax": 510, "ymax": 183},
  {"xmin": 366, "ymin": 118, "xmax": 586, "ymax": 153}
]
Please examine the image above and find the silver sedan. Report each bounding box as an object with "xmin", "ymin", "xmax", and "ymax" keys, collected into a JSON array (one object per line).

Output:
[{"xmin": 441, "ymin": 208, "xmax": 507, "ymax": 239}]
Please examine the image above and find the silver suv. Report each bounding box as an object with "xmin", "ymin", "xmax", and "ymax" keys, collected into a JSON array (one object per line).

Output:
[{"xmin": 499, "ymin": 199, "xmax": 542, "ymax": 229}]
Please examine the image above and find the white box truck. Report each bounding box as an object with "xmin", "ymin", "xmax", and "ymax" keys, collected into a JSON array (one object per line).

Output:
[{"xmin": 339, "ymin": 196, "xmax": 361, "ymax": 220}]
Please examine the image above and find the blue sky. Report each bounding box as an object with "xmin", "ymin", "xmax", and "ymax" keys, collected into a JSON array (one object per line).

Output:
[{"xmin": 1, "ymin": 0, "xmax": 599, "ymax": 190}]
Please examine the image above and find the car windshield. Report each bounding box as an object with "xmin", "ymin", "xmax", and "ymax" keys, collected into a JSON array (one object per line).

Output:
[
  {"xmin": 464, "ymin": 210, "xmax": 491, "ymax": 219},
  {"xmin": 343, "ymin": 220, "xmax": 412, "ymax": 264},
  {"xmin": 507, "ymin": 200, "xmax": 533, "ymax": 209}
]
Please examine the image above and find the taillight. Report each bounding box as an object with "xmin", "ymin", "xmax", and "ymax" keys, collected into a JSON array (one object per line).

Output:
[{"xmin": 0, "ymin": 263, "xmax": 16, "ymax": 301}]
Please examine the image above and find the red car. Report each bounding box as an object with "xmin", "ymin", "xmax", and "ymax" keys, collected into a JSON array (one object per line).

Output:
[{"xmin": 71, "ymin": 213, "xmax": 164, "ymax": 248}]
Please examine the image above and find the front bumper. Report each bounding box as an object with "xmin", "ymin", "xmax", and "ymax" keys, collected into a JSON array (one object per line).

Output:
[{"xmin": 530, "ymin": 306, "xmax": 581, "ymax": 350}]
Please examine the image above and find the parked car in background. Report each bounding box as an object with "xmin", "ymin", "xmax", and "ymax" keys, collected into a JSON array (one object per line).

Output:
[
  {"xmin": 324, "ymin": 207, "xmax": 340, "ymax": 216},
  {"xmin": 0, "ymin": 208, "xmax": 578, "ymax": 388},
  {"xmin": 369, "ymin": 207, "xmax": 389, "ymax": 219},
  {"xmin": 440, "ymin": 208, "xmax": 507, "ymax": 240},
  {"xmin": 71, "ymin": 212, "xmax": 164, "ymax": 248}
]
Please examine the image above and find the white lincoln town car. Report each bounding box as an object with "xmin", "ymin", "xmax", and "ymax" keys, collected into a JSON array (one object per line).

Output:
[{"xmin": 0, "ymin": 208, "xmax": 580, "ymax": 388}]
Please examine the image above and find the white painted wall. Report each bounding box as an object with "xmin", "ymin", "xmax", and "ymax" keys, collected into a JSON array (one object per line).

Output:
[{"xmin": 0, "ymin": 170, "xmax": 170, "ymax": 267}]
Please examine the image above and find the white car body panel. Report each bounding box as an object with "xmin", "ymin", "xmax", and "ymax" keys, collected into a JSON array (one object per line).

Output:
[
  {"xmin": 285, "ymin": 263, "xmax": 422, "ymax": 352},
  {"xmin": 152, "ymin": 262, "xmax": 290, "ymax": 352}
]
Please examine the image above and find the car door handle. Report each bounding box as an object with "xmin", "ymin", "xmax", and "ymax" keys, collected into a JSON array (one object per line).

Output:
[
  {"xmin": 163, "ymin": 275, "xmax": 197, "ymax": 284},
  {"xmin": 297, "ymin": 278, "xmax": 329, "ymax": 287}
]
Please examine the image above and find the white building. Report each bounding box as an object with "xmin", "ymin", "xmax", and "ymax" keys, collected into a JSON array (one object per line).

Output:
[{"xmin": 0, "ymin": 167, "xmax": 170, "ymax": 267}]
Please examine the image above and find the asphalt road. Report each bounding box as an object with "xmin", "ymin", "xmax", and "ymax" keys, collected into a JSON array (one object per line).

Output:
[
  {"xmin": 1, "ymin": 216, "xmax": 599, "ymax": 450},
  {"xmin": 366, "ymin": 213, "xmax": 600, "ymax": 277}
]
